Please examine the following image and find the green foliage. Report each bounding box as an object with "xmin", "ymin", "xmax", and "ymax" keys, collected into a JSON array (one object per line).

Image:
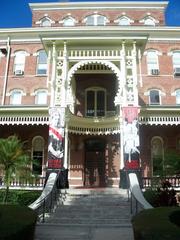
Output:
[
  {"xmin": 144, "ymin": 181, "xmax": 177, "ymax": 207},
  {"xmin": 164, "ymin": 150, "xmax": 180, "ymax": 176},
  {"xmin": 0, "ymin": 204, "xmax": 37, "ymax": 240},
  {"xmin": 0, "ymin": 135, "xmax": 30, "ymax": 202},
  {"xmin": 0, "ymin": 190, "xmax": 41, "ymax": 206},
  {"xmin": 132, "ymin": 207, "xmax": 180, "ymax": 240}
]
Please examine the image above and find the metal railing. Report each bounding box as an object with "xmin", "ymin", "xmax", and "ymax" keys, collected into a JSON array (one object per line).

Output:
[{"xmin": 29, "ymin": 172, "xmax": 67, "ymax": 222}]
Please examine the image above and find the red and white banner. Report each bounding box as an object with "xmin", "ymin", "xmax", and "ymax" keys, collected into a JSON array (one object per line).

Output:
[
  {"xmin": 122, "ymin": 107, "xmax": 140, "ymax": 169},
  {"xmin": 48, "ymin": 108, "xmax": 65, "ymax": 169}
]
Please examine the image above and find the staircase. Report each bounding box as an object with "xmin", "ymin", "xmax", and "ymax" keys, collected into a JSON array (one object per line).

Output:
[{"xmin": 35, "ymin": 188, "xmax": 134, "ymax": 240}]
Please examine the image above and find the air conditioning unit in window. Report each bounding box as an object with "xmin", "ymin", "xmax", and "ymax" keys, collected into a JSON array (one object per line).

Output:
[
  {"xmin": 14, "ymin": 69, "xmax": 24, "ymax": 76},
  {"xmin": 174, "ymin": 68, "xmax": 180, "ymax": 77},
  {"xmin": 151, "ymin": 69, "xmax": 159, "ymax": 75}
]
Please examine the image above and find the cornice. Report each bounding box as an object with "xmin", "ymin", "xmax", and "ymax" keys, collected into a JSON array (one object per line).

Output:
[
  {"xmin": 1, "ymin": 26, "xmax": 180, "ymax": 42},
  {"xmin": 29, "ymin": 1, "xmax": 168, "ymax": 11}
]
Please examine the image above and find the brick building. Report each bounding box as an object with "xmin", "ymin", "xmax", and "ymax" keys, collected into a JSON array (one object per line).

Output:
[{"xmin": 0, "ymin": 1, "xmax": 179, "ymax": 187}]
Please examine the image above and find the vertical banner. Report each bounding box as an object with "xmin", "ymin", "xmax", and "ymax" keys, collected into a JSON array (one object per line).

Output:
[
  {"xmin": 122, "ymin": 107, "xmax": 140, "ymax": 169},
  {"xmin": 48, "ymin": 107, "xmax": 65, "ymax": 169}
]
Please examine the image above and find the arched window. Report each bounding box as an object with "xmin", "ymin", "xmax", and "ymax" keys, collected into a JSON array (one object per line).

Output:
[
  {"xmin": 85, "ymin": 87, "xmax": 106, "ymax": 117},
  {"xmin": 41, "ymin": 18, "xmax": 51, "ymax": 27},
  {"xmin": 35, "ymin": 89, "xmax": 48, "ymax": 105},
  {"xmin": 36, "ymin": 50, "xmax": 47, "ymax": 75},
  {"xmin": 115, "ymin": 16, "xmax": 133, "ymax": 26},
  {"xmin": 63, "ymin": 16, "xmax": 75, "ymax": 26},
  {"xmin": 10, "ymin": 89, "xmax": 23, "ymax": 105},
  {"xmin": 144, "ymin": 18, "xmax": 156, "ymax": 26},
  {"xmin": 175, "ymin": 89, "xmax": 180, "ymax": 104},
  {"xmin": 85, "ymin": 14, "xmax": 108, "ymax": 26},
  {"xmin": 151, "ymin": 137, "xmax": 164, "ymax": 176},
  {"xmin": 146, "ymin": 50, "xmax": 159, "ymax": 75},
  {"xmin": 172, "ymin": 51, "xmax": 180, "ymax": 77},
  {"xmin": 149, "ymin": 89, "xmax": 160, "ymax": 105},
  {"xmin": 32, "ymin": 136, "xmax": 44, "ymax": 175},
  {"xmin": 13, "ymin": 51, "xmax": 26, "ymax": 75}
]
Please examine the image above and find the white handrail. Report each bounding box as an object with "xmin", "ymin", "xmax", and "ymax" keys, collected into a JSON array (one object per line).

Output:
[
  {"xmin": 128, "ymin": 173, "xmax": 153, "ymax": 214},
  {"xmin": 29, "ymin": 172, "xmax": 57, "ymax": 210}
]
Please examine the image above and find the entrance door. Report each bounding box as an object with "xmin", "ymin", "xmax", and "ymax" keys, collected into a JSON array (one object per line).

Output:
[{"xmin": 84, "ymin": 139, "xmax": 106, "ymax": 187}]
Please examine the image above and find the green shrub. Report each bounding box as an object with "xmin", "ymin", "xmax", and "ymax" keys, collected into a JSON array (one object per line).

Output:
[
  {"xmin": 132, "ymin": 207, "xmax": 180, "ymax": 240},
  {"xmin": 0, "ymin": 190, "xmax": 41, "ymax": 206},
  {"xmin": 143, "ymin": 189, "xmax": 159, "ymax": 207},
  {"xmin": 0, "ymin": 204, "xmax": 37, "ymax": 240}
]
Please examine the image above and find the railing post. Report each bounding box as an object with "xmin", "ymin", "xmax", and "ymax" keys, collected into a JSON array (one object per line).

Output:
[{"xmin": 42, "ymin": 199, "xmax": 46, "ymax": 223}]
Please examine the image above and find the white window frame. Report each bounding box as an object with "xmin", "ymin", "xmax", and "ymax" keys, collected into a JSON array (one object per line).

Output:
[
  {"xmin": 115, "ymin": 16, "xmax": 134, "ymax": 26},
  {"xmin": 36, "ymin": 16, "xmax": 55, "ymax": 27},
  {"xmin": 172, "ymin": 51, "xmax": 180, "ymax": 75},
  {"xmin": 151, "ymin": 136, "xmax": 164, "ymax": 176},
  {"xmin": 34, "ymin": 89, "xmax": 48, "ymax": 105},
  {"xmin": 62, "ymin": 16, "xmax": 76, "ymax": 26},
  {"xmin": 149, "ymin": 89, "xmax": 161, "ymax": 105},
  {"xmin": 146, "ymin": 50, "xmax": 159, "ymax": 75},
  {"xmin": 36, "ymin": 50, "xmax": 47, "ymax": 75},
  {"xmin": 139, "ymin": 15, "xmax": 158, "ymax": 26},
  {"xmin": 9, "ymin": 89, "xmax": 24, "ymax": 105},
  {"xmin": 13, "ymin": 51, "xmax": 26, "ymax": 74},
  {"xmin": 175, "ymin": 89, "xmax": 180, "ymax": 104},
  {"xmin": 32, "ymin": 136, "xmax": 44, "ymax": 176},
  {"xmin": 85, "ymin": 87, "xmax": 106, "ymax": 117},
  {"xmin": 84, "ymin": 14, "xmax": 108, "ymax": 26}
]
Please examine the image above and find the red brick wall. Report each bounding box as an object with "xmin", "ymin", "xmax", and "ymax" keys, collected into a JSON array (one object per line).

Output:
[
  {"xmin": 139, "ymin": 41, "xmax": 180, "ymax": 106},
  {"xmin": 32, "ymin": 9, "xmax": 165, "ymax": 27},
  {"xmin": 140, "ymin": 125, "xmax": 180, "ymax": 177}
]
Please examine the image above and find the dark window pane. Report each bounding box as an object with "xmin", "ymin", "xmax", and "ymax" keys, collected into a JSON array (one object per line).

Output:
[
  {"xmin": 150, "ymin": 90, "xmax": 160, "ymax": 104},
  {"xmin": 87, "ymin": 91, "xmax": 95, "ymax": 116},
  {"xmin": 97, "ymin": 91, "xmax": 105, "ymax": 116}
]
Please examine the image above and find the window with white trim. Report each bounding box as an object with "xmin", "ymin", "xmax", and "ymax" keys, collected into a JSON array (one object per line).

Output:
[
  {"xmin": 36, "ymin": 50, "xmax": 47, "ymax": 75},
  {"xmin": 149, "ymin": 89, "xmax": 160, "ymax": 105},
  {"xmin": 41, "ymin": 18, "xmax": 51, "ymax": 27},
  {"xmin": 63, "ymin": 16, "xmax": 75, "ymax": 26},
  {"xmin": 172, "ymin": 51, "xmax": 180, "ymax": 76},
  {"xmin": 85, "ymin": 87, "xmax": 106, "ymax": 117},
  {"xmin": 35, "ymin": 90, "xmax": 47, "ymax": 105},
  {"xmin": 10, "ymin": 90, "xmax": 22, "ymax": 105},
  {"xmin": 146, "ymin": 50, "xmax": 159, "ymax": 75},
  {"xmin": 13, "ymin": 51, "xmax": 26, "ymax": 75},
  {"xmin": 32, "ymin": 136, "xmax": 44, "ymax": 175},
  {"xmin": 85, "ymin": 14, "xmax": 107, "ymax": 26},
  {"xmin": 144, "ymin": 18, "xmax": 156, "ymax": 26},
  {"xmin": 116, "ymin": 16, "xmax": 133, "ymax": 26},
  {"xmin": 175, "ymin": 89, "xmax": 180, "ymax": 104},
  {"xmin": 151, "ymin": 137, "xmax": 164, "ymax": 176}
]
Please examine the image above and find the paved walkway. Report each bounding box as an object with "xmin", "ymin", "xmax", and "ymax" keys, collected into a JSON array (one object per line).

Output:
[{"xmin": 35, "ymin": 188, "xmax": 134, "ymax": 240}]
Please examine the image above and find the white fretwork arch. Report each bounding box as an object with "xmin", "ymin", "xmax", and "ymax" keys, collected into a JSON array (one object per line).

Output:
[{"xmin": 67, "ymin": 60, "xmax": 122, "ymax": 98}]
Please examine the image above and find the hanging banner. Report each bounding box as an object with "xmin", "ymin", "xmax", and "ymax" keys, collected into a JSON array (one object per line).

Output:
[
  {"xmin": 122, "ymin": 107, "xmax": 140, "ymax": 169},
  {"xmin": 48, "ymin": 107, "xmax": 65, "ymax": 169}
]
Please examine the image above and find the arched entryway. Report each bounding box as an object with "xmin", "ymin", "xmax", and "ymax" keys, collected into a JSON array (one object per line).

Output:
[{"xmin": 84, "ymin": 138, "xmax": 106, "ymax": 187}]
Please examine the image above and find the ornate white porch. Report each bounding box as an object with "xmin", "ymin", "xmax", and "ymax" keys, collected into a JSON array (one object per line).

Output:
[{"xmin": 139, "ymin": 106, "xmax": 180, "ymax": 126}]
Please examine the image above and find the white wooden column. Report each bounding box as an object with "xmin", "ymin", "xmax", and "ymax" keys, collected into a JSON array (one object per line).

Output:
[
  {"xmin": 50, "ymin": 42, "xmax": 56, "ymax": 107},
  {"xmin": 132, "ymin": 41, "xmax": 138, "ymax": 106},
  {"xmin": 119, "ymin": 41, "xmax": 126, "ymax": 170}
]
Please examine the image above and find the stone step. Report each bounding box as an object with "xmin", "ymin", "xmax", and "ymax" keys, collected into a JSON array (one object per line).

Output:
[{"xmin": 35, "ymin": 225, "xmax": 134, "ymax": 240}]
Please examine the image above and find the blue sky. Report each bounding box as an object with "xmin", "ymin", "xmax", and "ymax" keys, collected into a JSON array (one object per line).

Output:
[{"xmin": 0, "ymin": 0, "xmax": 180, "ymax": 28}]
